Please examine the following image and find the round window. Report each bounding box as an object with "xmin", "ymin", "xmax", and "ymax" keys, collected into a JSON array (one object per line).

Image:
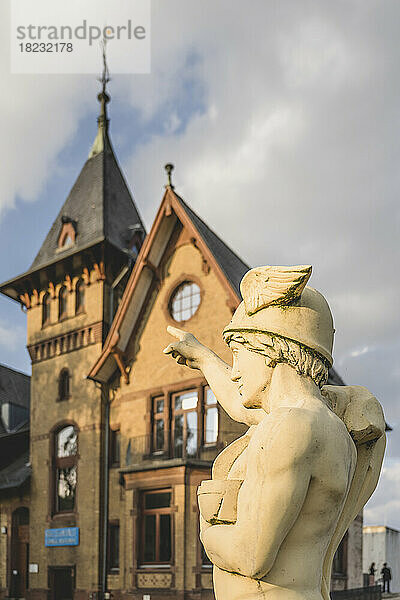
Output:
[{"xmin": 170, "ymin": 282, "xmax": 201, "ymax": 322}]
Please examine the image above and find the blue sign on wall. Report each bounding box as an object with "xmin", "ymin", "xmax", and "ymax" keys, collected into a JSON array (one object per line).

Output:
[{"xmin": 45, "ymin": 527, "xmax": 79, "ymax": 547}]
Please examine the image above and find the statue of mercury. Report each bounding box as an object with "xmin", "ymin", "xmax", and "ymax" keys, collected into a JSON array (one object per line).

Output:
[{"xmin": 164, "ymin": 265, "xmax": 386, "ymax": 600}]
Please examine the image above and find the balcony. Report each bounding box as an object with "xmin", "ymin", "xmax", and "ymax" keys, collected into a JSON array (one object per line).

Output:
[{"xmin": 119, "ymin": 428, "xmax": 243, "ymax": 472}]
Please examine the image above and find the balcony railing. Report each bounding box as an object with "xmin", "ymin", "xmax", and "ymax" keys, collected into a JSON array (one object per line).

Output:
[
  {"xmin": 331, "ymin": 586, "xmax": 382, "ymax": 600},
  {"xmin": 123, "ymin": 430, "xmax": 242, "ymax": 467}
]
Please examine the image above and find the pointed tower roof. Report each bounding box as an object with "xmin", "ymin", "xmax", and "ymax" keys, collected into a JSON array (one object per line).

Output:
[
  {"xmin": 0, "ymin": 80, "xmax": 145, "ymax": 303},
  {"xmin": 30, "ymin": 90, "xmax": 144, "ymax": 271}
]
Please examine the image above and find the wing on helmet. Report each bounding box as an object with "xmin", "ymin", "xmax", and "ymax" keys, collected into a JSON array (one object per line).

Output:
[{"xmin": 241, "ymin": 265, "xmax": 312, "ymax": 315}]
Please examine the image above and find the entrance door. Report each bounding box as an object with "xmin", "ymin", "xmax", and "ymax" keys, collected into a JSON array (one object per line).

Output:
[
  {"xmin": 10, "ymin": 507, "xmax": 29, "ymax": 598},
  {"xmin": 49, "ymin": 567, "xmax": 75, "ymax": 600}
]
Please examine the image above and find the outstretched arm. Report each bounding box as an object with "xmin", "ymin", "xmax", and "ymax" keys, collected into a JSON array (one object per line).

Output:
[{"xmin": 163, "ymin": 326, "xmax": 263, "ymax": 426}]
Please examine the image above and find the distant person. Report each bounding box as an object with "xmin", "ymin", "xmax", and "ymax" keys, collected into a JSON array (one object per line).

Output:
[
  {"xmin": 381, "ymin": 563, "xmax": 392, "ymax": 593},
  {"xmin": 369, "ymin": 562, "xmax": 376, "ymax": 585}
]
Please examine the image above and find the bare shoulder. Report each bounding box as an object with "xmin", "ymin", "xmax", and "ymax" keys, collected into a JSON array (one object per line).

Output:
[
  {"xmin": 258, "ymin": 406, "xmax": 317, "ymax": 439},
  {"xmin": 252, "ymin": 408, "xmax": 322, "ymax": 471}
]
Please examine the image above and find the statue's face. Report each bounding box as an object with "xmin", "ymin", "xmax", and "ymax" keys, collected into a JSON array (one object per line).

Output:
[{"xmin": 230, "ymin": 341, "xmax": 273, "ymax": 410}]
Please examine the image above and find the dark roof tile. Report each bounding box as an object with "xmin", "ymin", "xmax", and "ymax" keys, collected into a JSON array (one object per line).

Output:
[
  {"xmin": 0, "ymin": 450, "xmax": 30, "ymax": 491},
  {"xmin": 175, "ymin": 195, "xmax": 250, "ymax": 298},
  {"xmin": 30, "ymin": 134, "xmax": 144, "ymax": 271},
  {"xmin": 0, "ymin": 364, "xmax": 30, "ymax": 410}
]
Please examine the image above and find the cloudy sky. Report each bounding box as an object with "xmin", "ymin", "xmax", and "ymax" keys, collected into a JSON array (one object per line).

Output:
[{"xmin": 0, "ymin": 1, "xmax": 399, "ymax": 527}]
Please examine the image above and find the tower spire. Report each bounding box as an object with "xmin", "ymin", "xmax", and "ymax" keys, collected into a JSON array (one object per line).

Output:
[{"xmin": 89, "ymin": 39, "xmax": 111, "ymax": 159}]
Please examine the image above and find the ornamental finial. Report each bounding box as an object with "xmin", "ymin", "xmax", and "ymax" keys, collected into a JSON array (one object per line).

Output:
[
  {"xmin": 97, "ymin": 38, "xmax": 111, "ymax": 120},
  {"xmin": 165, "ymin": 163, "xmax": 175, "ymax": 189},
  {"xmin": 89, "ymin": 39, "xmax": 111, "ymax": 159}
]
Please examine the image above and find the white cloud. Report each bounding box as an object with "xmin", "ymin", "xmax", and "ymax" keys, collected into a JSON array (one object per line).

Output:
[
  {"xmin": 277, "ymin": 15, "xmax": 367, "ymax": 89},
  {"xmin": 0, "ymin": 2, "xmax": 97, "ymax": 216},
  {"xmin": 350, "ymin": 346, "xmax": 372, "ymax": 359}
]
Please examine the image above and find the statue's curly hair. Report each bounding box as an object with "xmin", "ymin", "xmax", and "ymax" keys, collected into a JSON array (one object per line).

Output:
[{"xmin": 223, "ymin": 330, "xmax": 329, "ymax": 388}]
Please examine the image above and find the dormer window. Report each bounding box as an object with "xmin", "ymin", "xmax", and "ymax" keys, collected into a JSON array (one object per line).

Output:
[
  {"xmin": 58, "ymin": 217, "xmax": 77, "ymax": 250},
  {"xmin": 63, "ymin": 235, "xmax": 73, "ymax": 248}
]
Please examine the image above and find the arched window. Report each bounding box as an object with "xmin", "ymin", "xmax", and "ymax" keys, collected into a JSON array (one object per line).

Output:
[
  {"xmin": 42, "ymin": 293, "xmax": 51, "ymax": 326},
  {"xmin": 12, "ymin": 507, "xmax": 29, "ymax": 526},
  {"xmin": 58, "ymin": 286, "xmax": 68, "ymax": 320},
  {"xmin": 75, "ymin": 279, "xmax": 85, "ymax": 314},
  {"xmin": 54, "ymin": 425, "xmax": 78, "ymax": 513},
  {"xmin": 58, "ymin": 369, "xmax": 71, "ymax": 402}
]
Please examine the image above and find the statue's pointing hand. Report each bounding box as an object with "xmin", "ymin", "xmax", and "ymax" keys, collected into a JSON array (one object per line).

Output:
[{"xmin": 163, "ymin": 326, "xmax": 208, "ymax": 370}]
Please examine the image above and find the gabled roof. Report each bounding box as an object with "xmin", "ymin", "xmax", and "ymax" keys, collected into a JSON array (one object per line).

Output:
[
  {"xmin": 88, "ymin": 186, "xmax": 250, "ymax": 383},
  {"xmin": 88, "ymin": 184, "xmax": 345, "ymax": 387},
  {"xmin": 177, "ymin": 196, "xmax": 249, "ymax": 299}
]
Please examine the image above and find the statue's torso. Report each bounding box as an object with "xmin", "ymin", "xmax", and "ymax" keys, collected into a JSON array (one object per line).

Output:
[{"xmin": 209, "ymin": 407, "xmax": 356, "ymax": 600}]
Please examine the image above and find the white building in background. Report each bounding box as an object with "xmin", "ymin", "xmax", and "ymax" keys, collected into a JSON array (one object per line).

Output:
[{"xmin": 363, "ymin": 526, "xmax": 400, "ymax": 592}]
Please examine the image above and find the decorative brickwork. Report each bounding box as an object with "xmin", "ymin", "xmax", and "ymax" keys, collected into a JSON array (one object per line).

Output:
[
  {"xmin": 136, "ymin": 572, "xmax": 173, "ymax": 588},
  {"xmin": 28, "ymin": 321, "xmax": 102, "ymax": 363}
]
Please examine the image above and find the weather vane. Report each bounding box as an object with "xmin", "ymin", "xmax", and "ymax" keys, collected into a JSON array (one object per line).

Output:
[{"xmin": 99, "ymin": 38, "xmax": 111, "ymax": 100}]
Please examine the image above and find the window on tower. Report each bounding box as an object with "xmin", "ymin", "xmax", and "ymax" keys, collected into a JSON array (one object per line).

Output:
[
  {"xmin": 58, "ymin": 369, "xmax": 71, "ymax": 402},
  {"xmin": 57, "ymin": 218, "xmax": 77, "ymax": 250},
  {"xmin": 53, "ymin": 424, "xmax": 78, "ymax": 514},
  {"xmin": 62, "ymin": 234, "xmax": 73, "ymax": 248},
  {"xmin": 75, "ymin": 279, "xmax": 85, "ymax": 314},
  {"xmin": 42, "ymin": 293, "xmax": 51, "ymax": 326},
  {"xmin": 58, "ymin": 286, "xmax": 68, "ymax": 320}
]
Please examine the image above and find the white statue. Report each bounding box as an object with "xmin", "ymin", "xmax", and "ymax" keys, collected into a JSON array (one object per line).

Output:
[{"xmin": 164, "ymin": 265, "xmax": 385, "ymax": 600}]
